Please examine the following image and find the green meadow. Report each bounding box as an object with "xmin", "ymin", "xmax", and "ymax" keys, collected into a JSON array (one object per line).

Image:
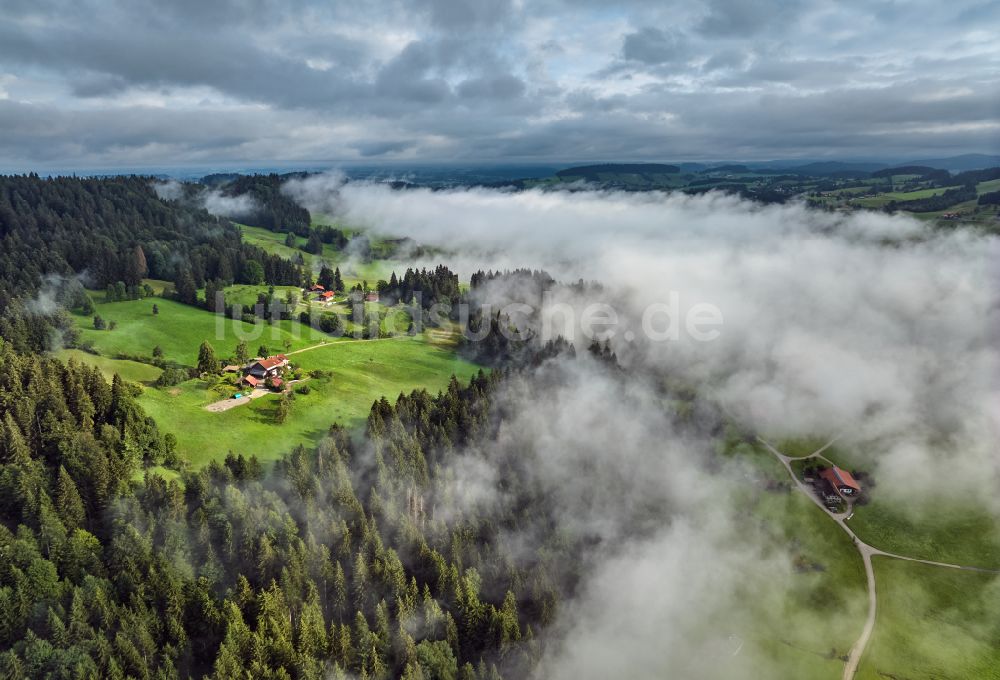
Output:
[
  {"xmin": 746, "ymin": 491, "xmax": 867, "ymax": 679},
  {"xmin": 850, "ymin": 178, "xmax": 1000, "ymax": 210},
  {"xmin": 720, "ymin": 489, "xmax": 868, "ymax": 679},
  {"xmin": 65, "ymin": 291, "xmax": 481, "ymax": 467},
  {"xmin": 76, "ymin": 296, "xmax": 327, "ymax": 366},
  {"xmin": 136, "ymin": 332, "xmax": 480, "ymax": 466},
  {"xmin": 709, "ymin": 431, "xmax": 1000, "ymax": 680},
  {"xmin": 56, "ymin": 348, "xmax": 163, "ymax": 384},
  {"xmin": 723, "ymin": 438, "xmax": 867, "ymax": 679},
  {"xmin": 239, "ymin": 223, "xmax": 405, "ymax": 287},
  {"xmin": 206, "ymin": 283, "xmax": 303, "ymax": 307},
  {"xmin": 811, "ymin": 446, "xmax": 1000, "ymax": 568},
  {"xmin": 856, "ymin": 559, "xmax": 1000, "ymax": 679},
  {"xmin": 847, "ymin": 497, "xmax": 1000, "ymax": 568}
]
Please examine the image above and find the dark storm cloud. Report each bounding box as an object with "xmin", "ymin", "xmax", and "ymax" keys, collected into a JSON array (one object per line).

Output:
[{"xmin": 0, "ymin": 0, "xmax": 996, "ymax": 165}]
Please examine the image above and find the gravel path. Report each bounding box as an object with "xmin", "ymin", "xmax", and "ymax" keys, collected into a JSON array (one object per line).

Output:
[{"xmin": 204, "ymin": 387, "xmax": 270, "ymax": 412}]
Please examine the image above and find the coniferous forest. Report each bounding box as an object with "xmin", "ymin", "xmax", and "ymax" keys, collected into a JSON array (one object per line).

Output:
[
  {"xmin": 0, "ymin": 330, "xmax": 610, "ymax": 679},
  {"xmin": 0, "ymin": 175, "xmax": 306, "ymax": 353},
  {"xmin": 0, "ymin": 342, "xmax": 563, "ymax": 679}
]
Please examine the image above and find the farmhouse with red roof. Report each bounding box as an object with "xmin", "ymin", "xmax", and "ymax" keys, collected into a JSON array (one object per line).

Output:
[
  {"xmin": 241, "ymin": 355, "xmax": 290, "ymax": 390},
  {"xmin": 819, "ymin": 466, "xmax": 861, "ymax": 499},
  {"xmin": 245, "ymin": 355, "xmax": 289, "ymax": 380}
]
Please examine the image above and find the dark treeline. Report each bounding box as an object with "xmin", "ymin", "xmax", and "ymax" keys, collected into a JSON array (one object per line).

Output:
[
  {"xmin": 555, "ymin": 163, "xmax": 680, "ymax": 178},
  {"xmin": 464, "ymin": 269, "xmax": 578, "ymax": 366},
  {"xmin": 951, "ymin": 166, "xmax": 1000, "ymax": 186},
  {"xmin": 469, "ymin": 269, "xmax": 554, "ymax": 293},
  {"xmin": 221, "ymin": 175, "xmax": 312, "ymax": 236},
  {"xmin": 379, "ymin": 266, "xmax": 462, "ymax": 309},
  {"xmin": 301, "ymin": 226, "xmax": 349, "ymax": 255},
  {"xmin": 978, "ymin": 190, "xmax": 1000, "ymax": 206},
  {"xmin": 0, "ymin": 175, "xmax": 306, "ymax": 351}
]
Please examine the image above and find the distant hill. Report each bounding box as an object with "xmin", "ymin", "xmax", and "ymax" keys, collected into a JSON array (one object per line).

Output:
[
  {"xmin": 785, "ymin": 161, "xmax": 887, "ymax": 176},
  {"xmin": 873, "ymin": 166, "xmax": 951, "ymax": 182},
  {"xmin": 906, "ymin": 154, "xmax": 1000, "ymax": 172},
  {"xmin": 742, "ymin": 159, "xmax": 886, "ymax": 174},
  {"xmin": 556, "ymin": 163, "xmax": 680, "ymax": 179},
  {"xmin": 677, "ymin": 162, "xmax": 708, "ymax": 172},
  {"xmin": 872, "ymin": 165, "xmax": 938, "ymax": 178},
  {"xmin": 701, "ymin": 164, "xmax": 751, "ymax": 174},
  {"xmin": 200, "ymin": 172, "xmax": 243, "ymax": 187}
]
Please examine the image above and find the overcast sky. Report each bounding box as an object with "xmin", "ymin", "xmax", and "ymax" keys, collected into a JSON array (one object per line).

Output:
[{"xmin": 1, "ymin": 0, "xmax": 998, "ymax": 168}]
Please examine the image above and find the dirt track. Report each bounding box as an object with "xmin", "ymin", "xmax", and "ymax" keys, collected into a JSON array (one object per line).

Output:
[{"xmin": 204, "ymin": 388, "xmax": 270, "ymax": 412}]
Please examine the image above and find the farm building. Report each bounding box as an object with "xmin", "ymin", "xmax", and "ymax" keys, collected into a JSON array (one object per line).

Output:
[
  {"xmin": 365, "ymin": 291, "xmax": 379, "ymax": 302},
  {"xmin": 819, "ymin": 466, "xmax": 861, "ymax": 499},
  {"xmin": 308, "ymin": 284, "xmax": 325, "ymax": 293},
  {"xmin": 245, "ymin": 355, "xmax": 289, "ymax": 380},
  {"xmin": 241, "ymin": 372, "xmax": 286, "ymax": 392},
  {"xmin": 319, "ymin": 291, "xmax": 336, "ymax": 302}
]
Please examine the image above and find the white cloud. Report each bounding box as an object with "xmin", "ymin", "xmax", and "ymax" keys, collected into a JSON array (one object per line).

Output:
[{"xmin": 154, "ymin": 179, "xmax": 259, "ymax": 218}]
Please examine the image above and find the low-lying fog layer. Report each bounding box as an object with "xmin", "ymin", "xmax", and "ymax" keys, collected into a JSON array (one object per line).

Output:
[{"xmin": 291, "ymin": 174, "xmax": 1000, "ymax": 517}]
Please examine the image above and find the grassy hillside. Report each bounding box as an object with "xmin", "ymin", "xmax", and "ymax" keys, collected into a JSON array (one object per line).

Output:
[
  {"xmin": 847, "ymin": 498, "xmax": 1000, "ymax": 568},
  {"xmin": 810, "ymin": 446, "xmax": 1000, "ymax": 568},
  {"xmin": 723, "ymin": 438, "xmax": 867, "ymax": 679},
  {"xmin": 856, "ymin": 559, "xmax": 1000, "ymax": 679},
  {"xmin": 206, "ymin": 283, "xmax": 303, "ymax": 307},
  {"xmin": 66, "ymin": 290, "xmax": 480, "ymax": 467},
  {"xmin": 56, "ymin": 348, "xmax": 163, "ymax": 384},
  {"xmin": 239, "ymin": 223, "xmax": 405, "ymax": 286},
  {"xmin": 75, "ymin": 297, "xmax": 328, "ymax": 366},
  {"xmin": 854, "ymin": 185, "xmax": 959, "ymax": 208},
  {"xmin": 746, "ymin": 490, "xmax": 867, "ymax": 679},
  {"xmin": 137, "ymin": 332, "xmax": 480, "ymax": 466}
]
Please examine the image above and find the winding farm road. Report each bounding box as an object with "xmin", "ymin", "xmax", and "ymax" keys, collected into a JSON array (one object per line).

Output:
[
  {"xmin": 756, "ymin": 437, "xmax": 1000, "ymax": 680},
  {"xmin": 285, "ymin": 334, "xmax": 411, "ymax": 356}
]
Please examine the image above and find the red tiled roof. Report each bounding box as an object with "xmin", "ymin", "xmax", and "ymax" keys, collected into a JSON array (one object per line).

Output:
[
  {"xmin": 255, "ymin": 355, "xmax": 288, "ymax": 370},
  {"xmin": 320, "ymin": 291, "xmax": 335, "ymax": 299},
  {"xmin": 820, "ymin": 466, "xmax": 860, "ymax": 493},
  {"xmin": 309, "ymin": 284, "xmax": 325, "ymax": 291},
  {"xmin": 243, "ymin": 375, "xmax": 260, "ymax": 387},
  {"xmin": 271, "ymin": 378, "xmax": 284, "ymax": 388}
]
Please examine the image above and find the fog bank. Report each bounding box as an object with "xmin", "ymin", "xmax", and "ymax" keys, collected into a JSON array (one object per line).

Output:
[{"xmin": 313, "ymin": 176, "xmax": 1000, "ymax": 514}]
